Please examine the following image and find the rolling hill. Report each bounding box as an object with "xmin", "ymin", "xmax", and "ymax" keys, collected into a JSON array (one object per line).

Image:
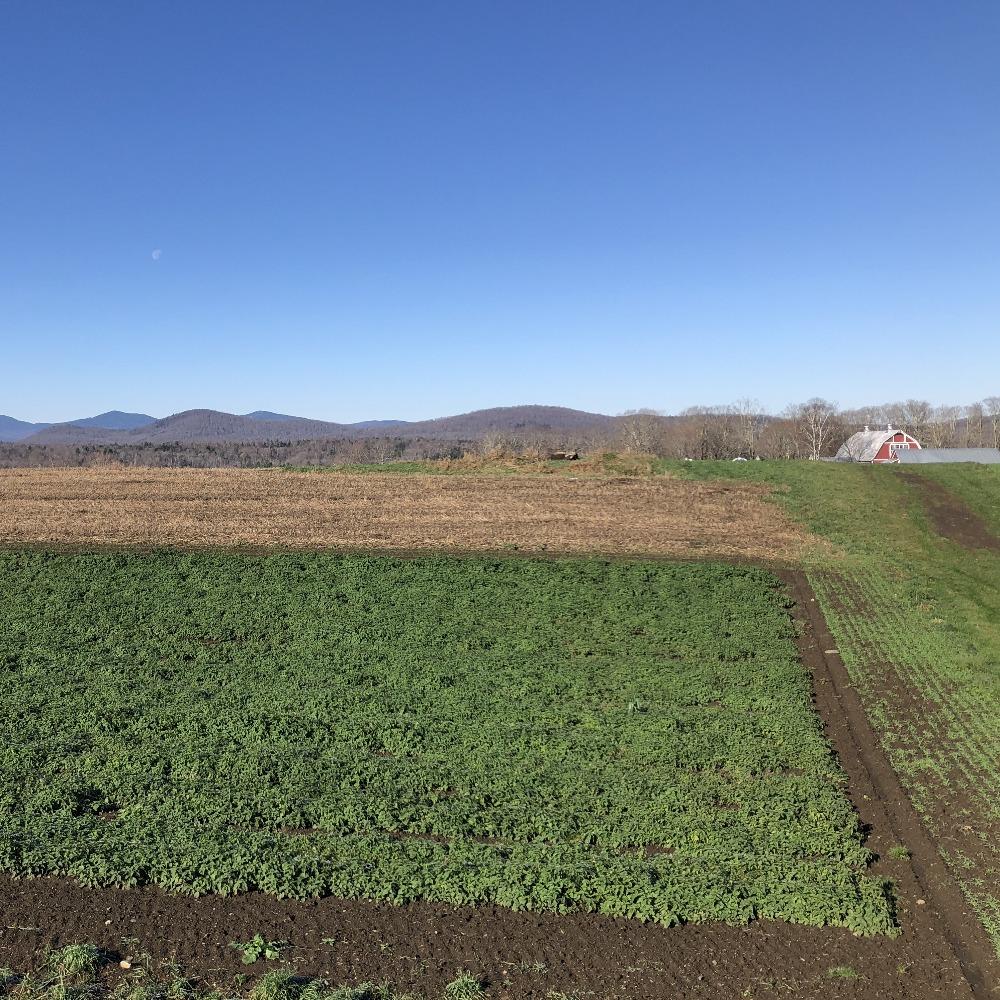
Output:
[
  {"xmin": 1, "ymin": 410, "xmax": 154, "ymax": 442},
  {"xmin": 0, "ymin": 416, "xmax": 52, "ymax": 442},
  {"xmin": 67, "ymin": 410, "xmax": 156, "ymax": 430},
  {"xmin": 14, "ymin": 405, "xmax": 616, "ymax": 444},
  {"xmin": 390, "ymin": 405, "xmax": 616, "ymax": 439}
]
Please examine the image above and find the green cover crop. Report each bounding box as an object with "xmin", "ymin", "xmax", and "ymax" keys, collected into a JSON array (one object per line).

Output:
[{"xmin": 0, "ymin": 552, "xmax": 892, "ymax": 933}]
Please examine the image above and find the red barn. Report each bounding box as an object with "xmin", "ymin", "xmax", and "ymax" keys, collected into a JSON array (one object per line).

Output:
[{"xmin": 836, "ymin": 425, "xmax": 922, "ymax": 463}]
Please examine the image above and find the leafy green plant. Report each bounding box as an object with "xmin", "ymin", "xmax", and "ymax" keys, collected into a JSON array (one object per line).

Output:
[
  {"xmin": 0, "ymin": 553, "xmax": 894, "ymax": 935},
  {"xmin": 229, "ymin": 936, "xmax": 287, "ymax": 965}
]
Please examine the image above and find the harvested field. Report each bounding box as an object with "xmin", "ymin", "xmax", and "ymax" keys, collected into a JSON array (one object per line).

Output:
[{"xmin": 0, "ymin": 467, "xmax": 815, "ymax": 559}]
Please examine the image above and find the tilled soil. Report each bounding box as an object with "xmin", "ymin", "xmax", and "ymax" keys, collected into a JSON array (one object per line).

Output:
[
  {"xmin": 0, "ymin": 467, "xmax": 815, "ymax": 560},
  {"xmin": 0, "ymin": 574, "xmax": 988, "ymax": 998},
  {"xmin": 0, "ymin": 875, "xmax": 972, "ymax": 1000}
]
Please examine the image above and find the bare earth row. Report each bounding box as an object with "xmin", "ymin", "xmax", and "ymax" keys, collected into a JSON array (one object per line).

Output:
[{"xmin": 0, "ymin": 467, "xmax": 814, "ymax": 560}]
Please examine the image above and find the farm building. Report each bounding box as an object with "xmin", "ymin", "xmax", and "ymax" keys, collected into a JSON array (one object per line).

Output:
[
  {"xmin": 836, "ymin": 425, "xmax": 922, "ymax": 463},
  {"xmin": 897, "ymin": 447, "xmax": 1000, "ymax": 464}
]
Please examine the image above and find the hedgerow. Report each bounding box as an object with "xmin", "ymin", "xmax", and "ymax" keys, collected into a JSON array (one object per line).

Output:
[{"xmin": 0, "ymin": 552, "xmax": 893, "ymax": 934}]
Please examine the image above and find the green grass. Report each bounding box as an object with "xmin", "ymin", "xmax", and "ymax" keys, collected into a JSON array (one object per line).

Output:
[
  {"xmin": 442, "ymin": 973, "xmax": 484, "ymax": 1000},
  {"xmin": 45, "ymin": 945, "xmax": 101, "ymax": 979},
  {"xmin": 667, "ymin": 459, "xmax": 1000, "ymax": 954},
  {"xmin": 1, "ymin": 953, "xmax": 417, "ymax": 1000},
  {"xmin": 826, "ymin": 965, "xmax": 859, "ymax": 981},
  {"xmin": 0, "ymin": 552, "xmax": 892, "ymax": 933}
]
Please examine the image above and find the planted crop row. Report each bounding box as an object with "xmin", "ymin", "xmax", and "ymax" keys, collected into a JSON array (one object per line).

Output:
[
  {"xmin": 669, "ymin": 459, "xmax": 1000, "ymax": 955},
  {"xmin": 0, "ymin": 552, "xmax": 893, "ymax": 933}
]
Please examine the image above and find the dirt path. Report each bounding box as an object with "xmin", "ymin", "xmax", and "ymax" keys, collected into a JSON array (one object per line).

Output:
[
  {"xmin": 895, "ymin": 469, "xmax": 1000, "ymax": 551},
  {"xmin": 0, "ymin": 574, "xmax": 987, "ymax": 999},
  {"xmin": 0, "ymin": 467, "xmax": 816, "ymax": 561}
]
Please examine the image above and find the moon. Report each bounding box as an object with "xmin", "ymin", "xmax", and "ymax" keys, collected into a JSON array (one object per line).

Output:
[{"xmin": 151, "ymin": 248, "xmax": 162, "ymax": 261}]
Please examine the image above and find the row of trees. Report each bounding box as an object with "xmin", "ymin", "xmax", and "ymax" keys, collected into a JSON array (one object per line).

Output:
[
  {"xmin": 616, "ymin": 397, "xmax": 1000, "ymax": 460},
  {"xmin": 2, "ymin": 397, "xmax": 997, "ymax": 467},
  {"xmin": 0, "ymin": 437, "xmax": 468, "ymax": 469}
]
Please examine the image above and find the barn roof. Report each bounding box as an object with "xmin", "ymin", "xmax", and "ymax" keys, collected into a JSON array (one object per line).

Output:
[
  {"xmin": 835, "ymin": 427, "xmax": 911, "ymax": 463},
  {"xmin": 897, "ymin": 447, "xmax": 1000, "ymax": 465}
]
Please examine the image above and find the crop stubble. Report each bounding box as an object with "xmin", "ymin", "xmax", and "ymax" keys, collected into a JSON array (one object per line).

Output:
[{"xmin": 0, "ymin": 467, "xmax": 814, "ymax": 559}]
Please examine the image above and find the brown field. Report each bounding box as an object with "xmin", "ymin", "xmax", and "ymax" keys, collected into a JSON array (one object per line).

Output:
[{"xmin": 0, "ymin": 466, "xmax": 816, "ymax": 560}]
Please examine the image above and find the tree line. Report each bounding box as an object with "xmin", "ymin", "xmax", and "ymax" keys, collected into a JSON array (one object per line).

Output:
[
  {"xmin": 1, "ymin": 397, "xmax": 997, "ymax": 467},
  {"xmin": 0, "ymin": 437, "xmax": 468, "ymax": 469},
  {"xmin": 615, "ymin": 396, "xmax": 1000, "ymax": 460}
]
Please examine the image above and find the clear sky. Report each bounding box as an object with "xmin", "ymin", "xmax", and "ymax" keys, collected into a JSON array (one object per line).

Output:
[{"xmin": 2, "ymin": 1, "xmax": 998, "ymax": 423}]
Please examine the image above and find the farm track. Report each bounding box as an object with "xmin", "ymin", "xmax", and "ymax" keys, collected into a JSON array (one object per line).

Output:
[
  {"xmin": 895, "ymin": 470, "xmax": 1000, "ymax": 552},
  {"xmin": 0, "ymin": 467, "xmax": 814, "ymax": 561},
  {"xmin": 0, "ymin": 573, "xmax": 986, "ymax": 999}
]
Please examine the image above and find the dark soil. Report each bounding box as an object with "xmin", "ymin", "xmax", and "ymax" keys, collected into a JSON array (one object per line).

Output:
[
  {"xmin": 0, "ymin": 873, "xmax": 974, "ymax": 1000},
  {"xmin": 895, "ymin": 470, "xmax": 1000, "ymax": 551},
  {"xmin": 0, "ymin": 574, "xmax": 991, "ymax": 999}
]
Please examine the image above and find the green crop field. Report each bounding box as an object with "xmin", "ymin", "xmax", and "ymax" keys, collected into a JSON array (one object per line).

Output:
[
  {"xmin": 0, "ymin": 552, "xmax": 893, "ymax": 933},
  {"xmin": 669, "ymin": 459, "xmax": 1000, "ymax": 955}
]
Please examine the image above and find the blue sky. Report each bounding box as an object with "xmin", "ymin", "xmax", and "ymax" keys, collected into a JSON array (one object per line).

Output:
[{"xmin": 2, "ymin": 2, "xmax": 998, "ymax": 422}]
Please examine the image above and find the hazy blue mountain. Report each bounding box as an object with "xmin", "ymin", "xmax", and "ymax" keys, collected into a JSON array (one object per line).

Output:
[
  {"xmin": 0, "ymin": 415, "xmax": 51, "ymax": 441},
  {"xmin": 394, "ymin": 405, "xmax": 617, "ymax": 438},
  {"xmin": 243, "ymin": 410, "xmax": 298, "ymax": 421},
  {"xmin": 245, "ymin": 411, "xmax": 408, "ymax": 428},
  {"xmin": 16, "ymin": 405, "xmax": 615, "ymax": 444},
  {"xmin": 2, "ymin": 410, "xmax": 155, "ymax": 440},
  {"xmin": 24, "ymin": 409, "xmax": 354, "ymax": 444},
  {"xmin": 67, "ymin": 410, "xmax": 157, "ymax": 430}
]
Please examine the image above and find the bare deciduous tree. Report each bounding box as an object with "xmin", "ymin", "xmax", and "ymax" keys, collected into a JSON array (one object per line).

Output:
[
  {"xmin": 985, "ymin": 397, "xmax": 1000, "ymax": 450},
  {"xmin": 789, "ymin": 398, "xmax": 839, "ymax": 460},
  {"xmin": 618, "ymin": 409, "xmax": 665, "ymax": 454},
  {"xmin": 733, "ymin": 397, "xmax": 764, "ymax": 458},
  {"xmin": 964, "ymin": 402, "xmax": 984, "ymax": 448},
  {"xmin": 925, "ymin": 405, "xmax": 960, "ymax": 447},
  {"xmin": 902, "ymin": 399, "xmax": 932, "ymax": 438}
]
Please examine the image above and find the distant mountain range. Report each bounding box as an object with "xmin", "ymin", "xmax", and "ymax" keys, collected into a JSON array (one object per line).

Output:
[
  {"xmin": 0, "ymin": 405, "xmax": 616, "ymax": 444},
  {"xmin": 68, "ymin": 410, "xmax": 157, "ymax": 430},
  {"xmin": 0, "ymin": 410, "xmax": 156, "ymax": 441}
]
